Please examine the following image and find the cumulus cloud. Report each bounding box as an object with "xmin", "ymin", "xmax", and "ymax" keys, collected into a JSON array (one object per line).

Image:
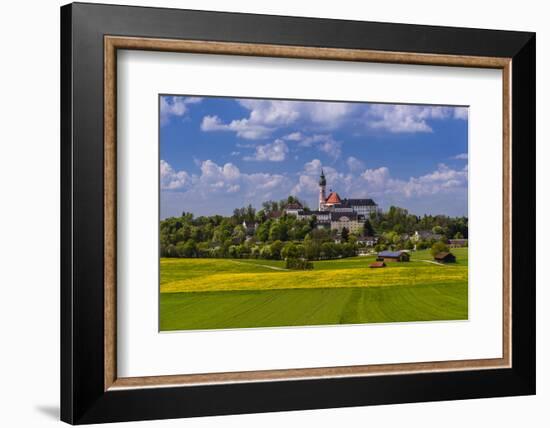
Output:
[
  {"xmin": 291, "ymin": 159, "xmax": 352, "ymax": 197},
  {"xmin": 290, "ymin": 158, "xmax": 467, "ymax": 210},
  {"xmin": 452, "ymin": 153, "xmax": 468, "ymax": 160},
  {"xmin": 361, "ymin": 163, "xmax": 468, "ymax": 198},
  {"xmin": 200, "ymin": 99, "xmax": 357, "ymax": 140},
  {"xmin": 200, "ymin": 115, "xmax": 272, "ymax": 140},
  {"xmin": 282, "ymin": 132, "xmax": 303, "ymax": 141},
  {"xmin": 346, "ymin": 156, "xmax": 365, "ymax": 172},
  {"xmin": 243, "ymin": 139, "xmax": 289, "ymax": 162},
  {"xmin": 238, "ymin": 99, "xmax": 301, "ymax": 126},
  {"xmin": 160, "ymin": 160, "xmax": 191, "ymax": 190},
  {"xmin": 402, "ymin": 163, "xmax": 468, "ymax": 197},
  {"xmin": 293, "ymin": 134, "xmax": 342, "ymax": 159},
  {"xmin": 365, "ymin": 104, "xmax": 467, "ymax": 133},
  {"xmin": 161, "ymin": 157, "xmax": 468, "ymax": 218},
  {"xmin": 453, "ymin": 107, "xmax": 469, "ymax": 120},
  {"xmin": 317, "ymin": 138, "xmax": 342, "ymax": 160},
  {"xmin": 160, "ymin": 96, "xmax": 202, "ymax": 126},
  {"xmin": 161, "ymin": 159, "xmax": 294, "ymax": 217}
]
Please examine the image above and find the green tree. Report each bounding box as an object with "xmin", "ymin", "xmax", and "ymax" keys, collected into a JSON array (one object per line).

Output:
[
  {"xmin": 363, "ymin": 219, "xmax": 375, "ymax": 236},
  {"xmin": 431, "ymin": 241, "xmax": 450, "ymax": 257},
  {"xmin": 255, "ymin": 222, "xmax": 270, "ymax": 242},
  {"xmin": 432, "ymin": 225, "xmax": 444, "ymax": 235},
  {"xmin": 341, "ymin": 227, "xmax": 349, "ymax": 242},
  {"xmin": 281, "ymin": 242, "xmax": 298, "ymax": 260},
  {"xmin": 269, "ymin": 222, "xmax": 287, "ymax": 242},
  {"xmin": 270, "ymin": 240, "xmax": 284, "ymax": 260}
]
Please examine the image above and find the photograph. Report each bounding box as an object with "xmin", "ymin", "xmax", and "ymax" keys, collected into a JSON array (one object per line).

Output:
[{"xmin": 159, "ymin": 95, "xmax": 469, "ymax": 331}]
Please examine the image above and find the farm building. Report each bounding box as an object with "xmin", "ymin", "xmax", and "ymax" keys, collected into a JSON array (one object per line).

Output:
[
  {"xmin": 377, "ymin": 251, "xmax": 410, "ymax": 262},
  {"xmin": 434, "ymin": 252, "xmax": 456, "ymax": 263},
  {"xmin": 449, "ymin": 239, "xmax": 468, "ymax": 248},
  {"xmin": 369, "ymin": 261, "xmax": 386, "ymax": 268}
]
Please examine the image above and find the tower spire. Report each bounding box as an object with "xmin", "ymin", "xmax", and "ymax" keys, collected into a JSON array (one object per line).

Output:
[
  {"xmin": 319, "ymin": 168, "xmax": 327, "ymax": 210},
  {"xmin": 319, "ymin": 169, "xmax": 326, "ymax": 186}
]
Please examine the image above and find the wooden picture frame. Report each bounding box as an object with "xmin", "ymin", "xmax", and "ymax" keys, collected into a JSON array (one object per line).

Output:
[{"xmin": 61, "ymin": 2, "xmax": 535, "ymax": 424}]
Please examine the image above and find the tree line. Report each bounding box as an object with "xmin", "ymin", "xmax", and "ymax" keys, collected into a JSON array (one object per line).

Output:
[{"xmin": 160, "ymin": 197, "xmax": 468, "ymax": 260}]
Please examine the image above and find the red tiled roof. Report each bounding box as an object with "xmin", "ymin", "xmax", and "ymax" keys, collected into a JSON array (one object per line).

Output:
[
  {"xmin": 325, "ymin": 192, "xmax": 342, "ymax": 204},
  {"xmin": 369, "ymin": 261, "xmax": 386, "ymax": 268}
]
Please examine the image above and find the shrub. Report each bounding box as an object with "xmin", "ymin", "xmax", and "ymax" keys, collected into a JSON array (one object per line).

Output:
[
  {"xmin": 285, "ymin": 257, "xmax": 314, "ymax": 270},
  {"xmin": 431, "ymin": 241, "xmax": 450, "ymax": 257}
]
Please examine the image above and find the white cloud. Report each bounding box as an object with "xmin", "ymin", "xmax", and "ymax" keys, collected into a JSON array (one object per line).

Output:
[
  {"xmin": 307, "ymin": 102, "xmax": 355, "ymax": 127},
  {"xmin": 161, "ymin": 159, "xmax": 294, "ymax": 217},
  {"xmin": 359, "ymin": 163, "xmax": 468, "ymax": 198},
  {"xmin": 200, "ymin": 115, "xmax": 272, "ymax": 140},
  {"xmin": 295, "ymin": 134, "xmax": 342, "ymax": 159},
  {"xmin": 346, "ymin": 156, "xmax": 365, "ymax": 172},
  {"xmin": 452, "ymin": 153, "xmax": 468, "ymax": 160},
  {"xmin": 282, "ymin": 132, "xmax": 303, "ymax": 141},
  {"xmin": 243, "ymin": 139, "xmax": 289, "ymax": 162},
  {"xmin": 401, "ymin": 164, "xmax": 468, "ymax": 197},
  {"xmin": 160, "ymin": 160, "xmax": 191, "ymax": 190},
  {"xmin": 160, "ymin": 96, "xmax": 202, "ymax": 126},
  {"xmin": 200, "ymin": 100, "xmax": 357, "ymax": 140},
  {"xmin": 454, "ymin": 107, "xmax": 469, "ymax": 120},
  {"xmin": 291, "ymin": 159, "xmax": 351, "ymax": 197},
  {"xmin": 318, "ymin": 138, "xmax": 342, "ymax": 160},
  {"xmin": 238, "ymin": 99, "xmax": 301, "ymax": 126},
  {"xmin": 365, "ymin": 105, "xmax": 467, "ymax": 133},
  {"xmin": 161, "ymin": 158, "xmax": 468, "ymax": 218},
  {"xmin": 361, "ymin": 167, "xmax": 392, "ymax": 188},
  {"xmin": 290, "ymin": 158, "xmax": 468, "ymax": 211},
  {"xmin": 200, "ymin": 115, "xmax": 224, "ymax": 131}
]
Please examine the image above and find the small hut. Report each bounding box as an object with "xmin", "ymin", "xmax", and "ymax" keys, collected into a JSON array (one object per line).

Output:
[
  {"xmin": 377, "ymin": 251, "xmax": 410, "ymax": 262},
  {"xmin": 434, "ymin": 252, "xmax": 456, "ymax": 263},
  {"xmin": 369, "ymin": 261, "xmax": 386, "ymax": 268}
]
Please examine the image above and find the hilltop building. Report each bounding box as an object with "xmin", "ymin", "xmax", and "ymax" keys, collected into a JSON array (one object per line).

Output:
[
  {"xmin": 318, "ymin": 170, "xmax": 378, "ymax": 216},
  {"xmin": 286, "ymin": 170, "xmax": 379, "ymax": 235}
]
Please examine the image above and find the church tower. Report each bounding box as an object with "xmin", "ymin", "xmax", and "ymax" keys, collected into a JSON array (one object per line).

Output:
[{"xmin": 319, "ymin": 169, "xmax": 327, "ymax": 211}]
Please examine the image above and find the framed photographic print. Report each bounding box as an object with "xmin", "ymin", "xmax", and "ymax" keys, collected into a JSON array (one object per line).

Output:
[{"xmin": 61, "ymin": 2, "xmax": 535, "ymax": 424}]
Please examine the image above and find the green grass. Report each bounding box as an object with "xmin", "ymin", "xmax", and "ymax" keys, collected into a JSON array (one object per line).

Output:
[{"xmin": 159, "ymin": 248, "xmax": 468, "ymax": 331}]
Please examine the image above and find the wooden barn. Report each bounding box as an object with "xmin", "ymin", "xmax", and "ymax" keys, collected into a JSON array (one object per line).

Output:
[
  {"xmin": 376, "ymin": 251, "xmax": 410, "ymax": 262},
  {"xmin": 369, "ymin": 261, "xmax": 386, "ymax": 268},
  {"xmin": 434, "ymin": 252, "xmax": 456, "ymax": 263}
]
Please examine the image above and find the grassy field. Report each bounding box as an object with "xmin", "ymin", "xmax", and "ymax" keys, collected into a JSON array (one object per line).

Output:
[{"xmin": 160, "ymin": 248, "xmax": 468, "ymax": 331}]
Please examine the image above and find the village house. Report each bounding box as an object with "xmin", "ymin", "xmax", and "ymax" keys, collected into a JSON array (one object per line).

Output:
[
  {"xmin": 284, "ymin": 202, "xmax": 304, "ymax": 216},
  {"xmin": 357, "ymin": 247, "xmax": 374, "ymax": 256},
  {"xmin": 448, "ymin": 238, "xmax": 468, "ymax": 248},
  {"xmin": 377, "ymin": 250, "xmax": 410, "ymax": 262},
  {"xmin": 357, "ymin": 236, "xmax": 378, "ymax": 247},
  {"xmin": 242, "ymin": 221, "xmax": 258, "ymax": 236},
  {"xmin": 411, "ymin": 230, "xmax": 444, "ymax": 242},
  {"xmin": 330, "ymin": 212, "xmax": 364, "ymax": 234}
]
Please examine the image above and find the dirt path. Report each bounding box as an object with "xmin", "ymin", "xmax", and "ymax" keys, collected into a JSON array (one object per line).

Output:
[
  {"xmin": 418, "ymin": 259, "xmax": 448, "ymax": 266},
  {"xmin": 230, "ymin": 260, "xmax": 289, "ymax": 271}
]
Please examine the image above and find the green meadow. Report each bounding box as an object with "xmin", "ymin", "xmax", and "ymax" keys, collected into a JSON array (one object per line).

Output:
[{"xmin": 159, "ymin": 248, "xmax": 468, "ymax": 331}]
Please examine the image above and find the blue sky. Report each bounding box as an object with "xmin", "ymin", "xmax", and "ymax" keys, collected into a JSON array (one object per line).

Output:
[{"xmin": 160, "ymin": 95, "xmax": 468, "ymax": 219}]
